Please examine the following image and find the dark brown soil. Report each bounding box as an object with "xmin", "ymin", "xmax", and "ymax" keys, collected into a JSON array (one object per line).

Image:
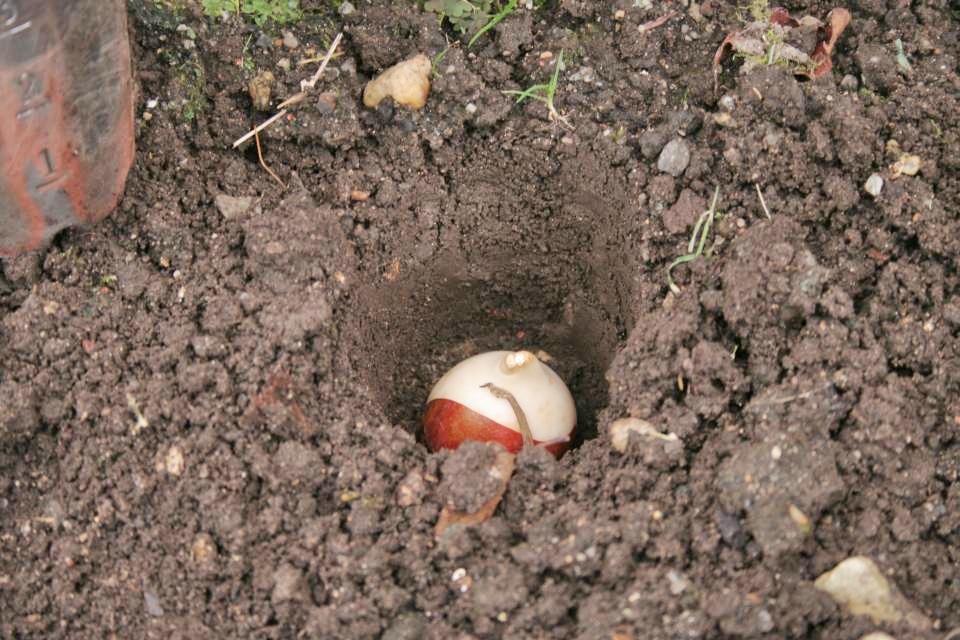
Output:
[{"xmin": 3, "ymin": 0, "xmax": 960, "ymax": 637}]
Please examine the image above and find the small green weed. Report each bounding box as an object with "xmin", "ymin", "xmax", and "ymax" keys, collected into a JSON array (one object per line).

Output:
[
  {"xmin": 502, "ymin": 49, "xmax": 571, "ymax": 128},
  {"xmin": 667, "ymin": 186, "xmax": 721, "ymax": 294},
  {"xmin": 201, "ymin": 0, "xmax": 302, "ymax": 26},
  {"xmin": 745, "ymin": 0, "xmax": 770, "ymax": 22},
  {"xmin": 424, "ymin": 0, "xmax": 519, "ymax": 47},
  {"xmin": 176, "ymin": 63, "xmax": 208, "ymax": 122}
]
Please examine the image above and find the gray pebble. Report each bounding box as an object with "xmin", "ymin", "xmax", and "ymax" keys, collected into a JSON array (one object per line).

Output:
[
  {"xmin": 840, "ymin": 74, "xmax": 859, "ymax": 91},
  {"xmin": 282, "ymin": 31, "xmax": 299, "ymax": 50},
  {"xmin": 339, "ymin": 1, "xmax": 356, "ymax": 16},
  {"xmin": 639, "ymin": 129, "xmax": 669, "ymax": 159},
  {"xmin": 144, "ymin": 588, "xmax": 164, "ymax": 617},
  {"xmin": 658, "ymin": 138, "xmax": 691, "ymax": 177},
  {"xmin": 570, "ymin": 66, "xmax": 597, "ymax": 83}
]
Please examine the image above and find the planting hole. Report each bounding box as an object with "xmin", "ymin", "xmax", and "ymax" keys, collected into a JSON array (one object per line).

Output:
[{"xmin": 347, "ymin": 145, "xmax": 637, "ymax": 448}]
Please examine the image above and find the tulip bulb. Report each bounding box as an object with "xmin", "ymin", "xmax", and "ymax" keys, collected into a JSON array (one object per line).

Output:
[{"xmin": 423, "ymin": 350, "xmax": 576, "ymax": 457}]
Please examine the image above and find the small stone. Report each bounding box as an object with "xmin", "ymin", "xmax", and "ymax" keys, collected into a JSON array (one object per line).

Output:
[
  {"xmin": 609, "ymin": 417, "xmax": 680, "ymax": 454},
  {"xmin": 248, "ymin": 70, "xmax": 276, "ymax": 111},
  {"xmin": 639, "ymin": 128, "xmax": 669, "ymax": 159},
  {"xmin": 814, "ymin": 556, "xmax": 932, "ymax": 630},
  {"xmin": 713, "ymin": 112, "xmax": 734, "ymax": 127},
  {"xmin": 316, "ymin": 91, "xmax": 337, "ymax": 114},
  {"xmin": 277, "ymin": 58, "xmax": 291, "ymax": 72},
  {"xmin": 397, "ymin": 470, "xmax": 425, "ymax": 507},
  {"xmin": 666, "ymin": 569, "xmax": 690, "ymax": 595},
  {"xmin": 338, "ymin": 1, "xmax": 356, "ymax": 15},
  {"xmin": 658, "ymin": 139, "xmax": 691, "ymax": 177},
  {"xmin": 215, "ymin": 194, "xmax": 254, "ymax": 219},
  {"xmin": 163, "ymin": 445, "xmax": 185, "ymax": 476},
  {"xmin": 363, "ymin": 54, "xmax": 432, "ymax": 110},
  {"xmin": 255, "ymin": 33, "xmax": 273, "ymax": 49},
  {"xmin": 788, "ymin": 503, "xmax": 812, "ymax": 534},
  {"xmin": 859, "ymin": 634, "xmax": 896, "ymax": 640},
  {"xmin": 864, "ymin": 173, "xmax": 884, "ymax": 197},
  {"xmin": 282, "ymin": 31, "xmax": 299, "ymax": 50},
  {"xmin": 840, "ymin": 74, "xmax": 859, "ymax": 91},
  {"xmin": 614, "ymin": 9, "xmax": 626, "ymax": 20},
  {"xmin": 143, "ymin": 588, "xmax": 164, "ymax": 617},
  {"xmin": 891, "ymin": 153, "xmax": 921, "ymax": 177},
  {"xmin": 570, "ymin": 66, "xmax": 597, "ymax": 83},
  {"xmin": 465, "ymin": 102, "xmax": 478, "ymax": 114},
  {"xmin": 191, "ymin": 533, "xmax": 217, "ymax": 565}
]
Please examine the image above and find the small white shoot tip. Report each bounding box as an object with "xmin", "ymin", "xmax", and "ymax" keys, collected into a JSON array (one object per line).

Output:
[{"xmin": 504, "ymin": 350, "xmax": 535, "ymax": 370}]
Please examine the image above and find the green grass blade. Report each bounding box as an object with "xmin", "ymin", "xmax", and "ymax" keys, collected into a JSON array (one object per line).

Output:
[{"xmin": 468, "ymin": 0, "xmax": 518, "ymax": 48}]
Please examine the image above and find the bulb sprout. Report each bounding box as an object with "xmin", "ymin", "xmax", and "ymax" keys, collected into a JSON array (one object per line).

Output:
[{"xmin": 503, "ymin": 350, "xmax": 536, "ymax": 372}]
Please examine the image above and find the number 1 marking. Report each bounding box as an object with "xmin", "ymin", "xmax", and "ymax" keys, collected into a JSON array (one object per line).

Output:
[{"xmin": 34, "ymin": 148, "xmax": 65, "ymax": 191}]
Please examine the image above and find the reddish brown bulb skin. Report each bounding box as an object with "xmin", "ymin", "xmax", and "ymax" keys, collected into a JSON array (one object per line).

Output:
[{"xmin": 423, "ymin": 399, "xmax": 569, "ymax": 458}]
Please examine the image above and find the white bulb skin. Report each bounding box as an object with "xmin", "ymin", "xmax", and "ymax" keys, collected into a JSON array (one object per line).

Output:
[{"xmin": 427, "ymin": 350, "xmax": 576, "ymax": 443}]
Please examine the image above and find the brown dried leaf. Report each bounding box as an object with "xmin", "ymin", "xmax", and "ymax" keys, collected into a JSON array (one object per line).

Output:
[
  {"xmin": 714, "ymin": 6, "xmax": 851, "ymax": 90},
  {"xmin": 713, "ymin": 32, "xmax": 740, "ymax": 93},
  {"xmin": 435, "ymin": 449, "xmax": 515, "ymax": 536},
  {"xmin": 769, "ymin": 6, "xmax": 797, "ymax": 27},
  {"xmin": 807, "ymin": 8, "xmax": 851, "ymax": 78}
]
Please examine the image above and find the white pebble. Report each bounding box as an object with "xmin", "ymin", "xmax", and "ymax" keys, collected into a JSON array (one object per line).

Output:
[
  {"xmin": 814, "ymin": 556, "xmax": 929, "ymax": 627},
  {"xmin": 609, "ymin": 417, "xmax": 680, "ymax": 454},
  {"xmin": 864, "ymin": 173, "xmax": 884, "ymax": 197}
]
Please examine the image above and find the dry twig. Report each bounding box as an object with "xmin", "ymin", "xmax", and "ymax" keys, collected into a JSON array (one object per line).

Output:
[
  {"xmin": 231, "ymin": 32, "xmax": 343, "ymax": 148},
  {"xmin": 232, "ymin": 109, "xmax": 287, "ymax": 148},
  {"xmin": 756, "ymin": 183, "xmax": 771, "ymax": 219}
]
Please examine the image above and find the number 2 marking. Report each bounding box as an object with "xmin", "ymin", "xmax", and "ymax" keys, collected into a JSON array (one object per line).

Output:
[
  {"xmin": 16, "ymin": 72, "xmax": 47, "ymax": 118},
  {"xmin": 0, "ymin": 0, "xmax": 30, "ymax": 40}
]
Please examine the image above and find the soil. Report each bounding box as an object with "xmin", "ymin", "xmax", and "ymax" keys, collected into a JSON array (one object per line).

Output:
[{"xmin": 2, "ymin": 0, "xmax": 960, "ymax": 638}]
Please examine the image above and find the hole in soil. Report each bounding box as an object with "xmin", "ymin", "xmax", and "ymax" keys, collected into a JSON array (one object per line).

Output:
[{"xmin": 347, "ymin": 146, "xmax": 636, "ymax": 449}]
